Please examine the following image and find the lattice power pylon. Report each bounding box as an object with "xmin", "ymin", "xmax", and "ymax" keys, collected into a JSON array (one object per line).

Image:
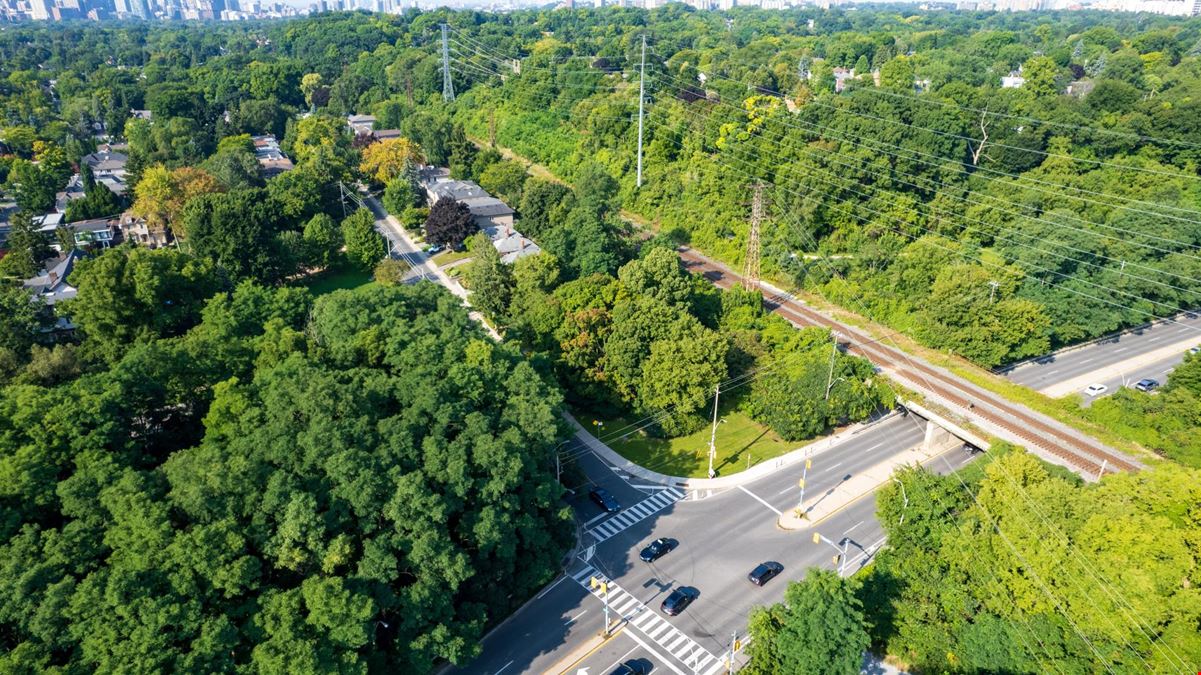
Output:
[{"xmin": 743, "ymin": 182, "xmax": 768, "ymax": 291}]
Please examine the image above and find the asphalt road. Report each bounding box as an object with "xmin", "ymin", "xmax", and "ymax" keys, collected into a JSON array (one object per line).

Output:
[
  {"xmin": 1075, "ymin": 352, "xmax": 1188, "ymax": 407},
  {"xmin": 450, "ymin": 413, "xmax": 979, "ymax": 675},
  {"xmin": 1002, "ymin": 312, "xmax": 1201, "ymax": 397}
]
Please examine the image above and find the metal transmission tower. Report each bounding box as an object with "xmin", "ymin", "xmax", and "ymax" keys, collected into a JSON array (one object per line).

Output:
[
  {"xmin": 441, "ymin": 24, "xmax": 455, "ymax": 102},
  {"xmin": 743, "ymin": 182, "xmax": 767, "ymax": 290},
  {"xmin": 636, "ymin": 34, "xmax": 647, "ymax": 188}
]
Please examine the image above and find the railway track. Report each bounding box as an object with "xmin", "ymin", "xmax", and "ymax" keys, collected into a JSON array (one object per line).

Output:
[{"xmin": 677, "ymin": 247, "xmax": 1142, "ymax": 477}]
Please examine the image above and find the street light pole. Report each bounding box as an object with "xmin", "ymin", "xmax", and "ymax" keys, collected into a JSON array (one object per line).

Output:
[
  {"xmin": 707, "ymin": 384, "xmax": 721, "ymax": 479},
  {"xmin": 891, "ymin": 477, "xmax": 909, "ymax": 525},
  {"xmin": 824, "ymin": 334, "xmax": 839, "ymax": 400}
]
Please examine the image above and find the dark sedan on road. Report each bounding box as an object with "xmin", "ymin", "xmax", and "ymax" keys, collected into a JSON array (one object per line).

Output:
[
  {"xmin": 589, "ymin": 487, "xmax": 621, "ymax": 513},
  {"xmin": 661, "ymin": 588, "xmax": 695, "ymax": 616},
  {"xmin": 609, "ymin": 662, "xmax": 650, "ymax": 675},
  {"xmin": 639, "ymin": 537, "xmax": 675, "ymax": 563},
  {"xmin": 1134, "ymin": 378, "xmax": 1160, "ymax": 392},
  {"xmin": 748, "ymin": 561, "xmax": 784, "ymax": 586}
]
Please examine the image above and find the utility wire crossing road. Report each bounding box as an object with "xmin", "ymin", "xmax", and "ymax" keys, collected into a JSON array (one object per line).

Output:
[
  {"xmin": 570, "ymin": 565, "xmax": 727, "ymax": 675},
  {"xmin": 587, "ymin": 488, "xmax": 686, "ymax": 543}
]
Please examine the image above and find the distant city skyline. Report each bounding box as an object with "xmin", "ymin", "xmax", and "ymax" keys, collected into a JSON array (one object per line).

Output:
[{"xmin": 2, "ymin": 0, "xmax": 1197, "ymax": 25}]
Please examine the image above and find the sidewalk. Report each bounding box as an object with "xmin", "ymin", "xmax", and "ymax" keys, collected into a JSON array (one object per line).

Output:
[
  {"xmin": 362, "ymin": 193, "xmax": 501, "ymax": 342},
  {"xmin": 563, "ymin": 410, "xmax": 904, "ymax": 497}
]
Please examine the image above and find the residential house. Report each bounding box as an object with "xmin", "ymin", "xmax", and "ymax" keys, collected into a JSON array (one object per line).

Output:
[
  {"xmin": 428, "ymin": 179, "xmax": 489, "ymax": 204},
  {"xmin": 347, "ymin": 114, "xmax": 377, "ymax": 135},
  {"xmin": 461, "ymin": 196, "xmax": 516, "ymax": 231},
  {"xmin": 833, "ymin": 67, "xmax": 855, "ymax": 93},
  {"xmin": 120, "ymin": 212, "xmax": 172, "ymax": 249},
  {"xmin": 373, "ymin": 129, "xmax": 405, "ymax": 141},
  {"xmin": 23, "ymin": 248, "xmax": 84, "ymax": 308},
  {"xmin": 130, "ymin": 109, "xmax": 153, "ymax": 121},
  {"xmin": 37, "ymin": 216, "xmax": 119, "ymax": 251},
  {"xmin": 1001, "ymin": 70, "xmax": 1026, "ymax": 88},
  {"xmin": 251, "ymin": 134, "xmax": 294, "ymax": 178}
]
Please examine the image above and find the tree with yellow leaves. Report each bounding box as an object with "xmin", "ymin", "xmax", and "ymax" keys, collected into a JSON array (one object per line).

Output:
[
  {"xmin": 129, "ymin": 165, "xmax": 223, "ymax": 237},
  {"xmin": 359, "ymin": 137, "xmax": 425, "ymax": 186}
]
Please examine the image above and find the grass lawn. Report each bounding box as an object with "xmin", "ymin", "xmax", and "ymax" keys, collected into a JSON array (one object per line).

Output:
[
  {"xmin": 432, "ymin": 249, "xmax": 473, "ymax": 266},
  {"xmin": 300, "ymin": 266, "xmax": 375, "ymax": 297},
  {"xmin": 576, "ymin": 395, "xmax": 801, "ymax": 479}
]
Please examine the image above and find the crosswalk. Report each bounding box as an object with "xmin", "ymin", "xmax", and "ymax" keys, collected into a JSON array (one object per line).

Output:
[
  {"xmin": 569, "ymin": 565, "xmax": 726, "ymax": 675},
  {"xmin": 586, "ymin": 488, "xmax": 685, "ymax": 543}
]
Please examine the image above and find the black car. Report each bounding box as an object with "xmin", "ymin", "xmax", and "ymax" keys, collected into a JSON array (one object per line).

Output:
[
  {"xmin": 748, "ymin": 561, "xmax": 784, "ymax": 586},
  {"xmin": 609, "ymin": 662, "xmax": 650, "ymax": 675},
  {"xmin": 1134, "ymin": 378, "xmax": 1160, "ymax": 392},
  {"xmin": 661, "ymin": 588, "xmax": 694, "ymax": 616},
  {"xmin": 589, "ymin": 487, "xmax": 621, "ymax": 513},
  {"xmin": 640, "ymin": 537, "xmax": 675, "ymax": 563}
]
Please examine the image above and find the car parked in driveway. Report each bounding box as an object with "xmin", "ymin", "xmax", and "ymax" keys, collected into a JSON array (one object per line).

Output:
[
  {"xmin": 589, "ymin": 487, "xmax": 621, "ymax": 513},
  {"xmin": 1083, "ymin": 383, "xmax": 1108, "ymax": 397},
  {"xmin": 661, "ymin": 588, "xmax": 695, "ymax": 616},
  {"xmin": 747, "ymin": 561, "xmax": 784, "ymax": 586},
  {"xmin": 1134, "ymin": 378, "xmax": 1160, "ymax": 392},
  {"xmin": 640, "ymin": 537, "xmax": 675, "ymax": 563}
]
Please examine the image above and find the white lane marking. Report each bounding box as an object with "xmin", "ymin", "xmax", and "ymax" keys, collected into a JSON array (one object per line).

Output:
[
  {"xmin": 602, "ymin": 646, "xmax": 640, "ymax": 675},
  {"xmin": 844, "ymin": 520, "xmax": 863, "ymax": 535},
  {"xmin": 492, "ymin": 660, "xmax": 514, "ymax": 675},
  {"xmin": 1045, "ymin": 369, "xmax": 1059, "ymax": 375},
  {"xmin": 1079, "ymin": 357, "xmax": 1093, "ymax": 364},
  {"xmin": 565, "ymin": 609, "xmax": 588, "ymax": 625},
  {"xmin": 776, "ymin": 485, "xmax": 797, "ymax": 495},
  {"xmin": 827, "ymin": 460, "xmax": 844, "ymax": 471},
  {"xmin": 1148, "ymin": 336, "xmax": 1160, "ymax": 342},
  {"xmin": 864, "ymin": 441, "xmax": 884, "ymax": 452},
  {"xmin": 1115, "ymin": 347, "xmax": 1128, "ymax": 353},
  {"xmin": 582, "ymin": 512, "xmax": 609, "ymax": 527},
  {"xmin": 536, "ymin": 575, "xmax": 568, "ymax": 599},
  {"xmin": 622, "ymin": 626, "xmax": 687, "ymax": 675},
  {"xmin": 631, "ymin": 484, "xmax": 674, "ymax": 490},
  {"xmin": 738, "ymin": 485, "xmax": 783, "ymax": 516}
]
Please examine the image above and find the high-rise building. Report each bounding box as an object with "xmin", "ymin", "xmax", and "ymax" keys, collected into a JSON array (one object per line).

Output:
[{"xmin": 30, "ymin": 0, "xmax": 51, "ymax": 19}]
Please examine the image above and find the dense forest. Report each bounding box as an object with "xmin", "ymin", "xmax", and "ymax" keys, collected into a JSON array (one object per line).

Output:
[{"xmin": 3, "ymin": 7, "xmax": 1201, "ymax": 672}]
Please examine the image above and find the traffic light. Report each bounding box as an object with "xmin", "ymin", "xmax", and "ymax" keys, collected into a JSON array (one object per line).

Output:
[
  {"xmin": 812, "ymin": 532, "xmax": 821, "ymax": 544},
  {"xmin": 734, "ymin": 639, "xmax": 742, "ymax": 651},
  {"xmin": 797, "ymin": 478, "xmax": 805, "ymax": 488},
  {"xmin": 805, "ymin": 458, "xmax": 812, "ymax": 470}
]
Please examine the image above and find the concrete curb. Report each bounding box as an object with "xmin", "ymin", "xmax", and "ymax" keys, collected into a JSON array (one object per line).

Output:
[{"xmin": 563, "ymin": 410, "xmax": 904, "ymax": 496}]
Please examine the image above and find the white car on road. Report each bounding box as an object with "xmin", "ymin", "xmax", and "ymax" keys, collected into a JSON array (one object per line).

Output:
[{"xmin": 1083, "ymin": 383, "xmax": 1108, "ymax": 397}]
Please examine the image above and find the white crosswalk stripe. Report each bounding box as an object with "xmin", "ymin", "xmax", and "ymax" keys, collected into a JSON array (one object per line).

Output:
[
  {"xmin": 586, "ymin": 488, "xmax": 685, "ymax": 543},
  {"xmin": 568, "ymin": 563, "xmax": 721, "ymax": 672}
]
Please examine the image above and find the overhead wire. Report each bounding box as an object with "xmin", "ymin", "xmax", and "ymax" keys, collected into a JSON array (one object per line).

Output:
[
  {"xmin": 642, "ymin": 75, "xmax": 1192, "ymax": 670},
  {"xmin": 649, "ymin": 53, "xmax": 1201, "ymax": 226},
  {"xmin": 457, "ymin": 40, "xmax": 1185, "ymax": 671}
]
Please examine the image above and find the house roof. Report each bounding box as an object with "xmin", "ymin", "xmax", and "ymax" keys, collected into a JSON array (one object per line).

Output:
[
  {"xmin": 433, "ymin": 180, "xmax": 489, "ymax": 201},
  {"xmin": 461, "ymin": 196, "xmax": 516, "ymax": 218},
  {"xmin": 23, "ymin": 248, "xmax": 84, "ymax": 306},
  {"xmin": 373, "ymin": 129, "xmax": 404, "ymax": 140},
  {"xmin": 81, "ymin": 150, "xmax": 128, "ymax": 172}
]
